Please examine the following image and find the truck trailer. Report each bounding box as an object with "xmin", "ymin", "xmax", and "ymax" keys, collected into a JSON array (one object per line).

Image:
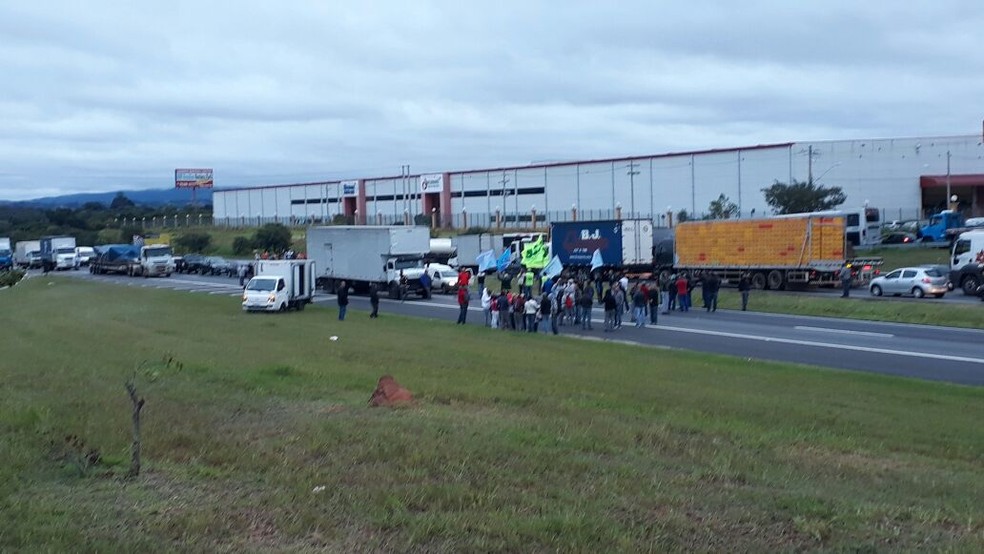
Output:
[
  {"xmin": 242, "ymin": 259, "xmax": 316, "ymax": 312},
  {"xmin": 549, "ymin": 219, "xmax": 654, "ymax": 272},
  {"xmin": 674, "ymin": 214, "xmax": 880, "ymax": 290},
  {"xmin": 306, "ymin": 226, "xmax": 432, "ymax": 299}
]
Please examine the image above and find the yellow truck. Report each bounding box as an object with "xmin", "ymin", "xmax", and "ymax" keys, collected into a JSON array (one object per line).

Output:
[{"xmin": 675, "ymin": 214, "xmax": 880, "ymax": 289}]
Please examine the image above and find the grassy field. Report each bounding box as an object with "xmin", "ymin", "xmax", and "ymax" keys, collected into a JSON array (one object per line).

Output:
[{"xmin": 1, "ymin": 277, "xmax": 981, "ymax": 552}]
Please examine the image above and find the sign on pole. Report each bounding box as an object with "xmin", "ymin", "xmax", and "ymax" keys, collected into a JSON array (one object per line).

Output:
[{"xmin": 175, "ymin": 168, "xmax": 214, "ymax": 189}]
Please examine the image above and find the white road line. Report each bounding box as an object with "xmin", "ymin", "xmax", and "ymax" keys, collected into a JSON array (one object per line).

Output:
[
  {"xmin": 793, "ymin": 326, "xmax": 894, "ymax": 338},
  {"xmin": 657, "ymin": 325, "xmax": 984, "ymax": 365}
]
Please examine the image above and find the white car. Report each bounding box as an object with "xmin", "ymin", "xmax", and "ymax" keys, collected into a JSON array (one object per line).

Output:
[
  {"xmin": 869, "ymin": 266, "xmax": 949, "ymax": 298},
  {"xmin": 426, "ymin": 263, "xmax": 460, "ymax": 294}
]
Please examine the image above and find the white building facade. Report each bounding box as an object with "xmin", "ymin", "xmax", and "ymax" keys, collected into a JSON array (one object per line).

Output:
[{"xmin": 212, "ymin": 134, "xmax": 984, "ymax": 229}]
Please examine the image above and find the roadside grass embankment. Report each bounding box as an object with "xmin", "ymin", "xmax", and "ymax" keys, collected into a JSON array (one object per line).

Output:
[{"xmin": 2, "ymin": 277, "xmax": 981, "ymax": 551}]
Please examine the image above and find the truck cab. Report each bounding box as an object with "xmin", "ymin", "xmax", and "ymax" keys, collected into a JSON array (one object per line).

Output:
[
  {"xmin": 136, "ymin": 244, "xmax": 175, "ymax": 277},
  {"xmin": 384, "ymin": 257, "xmax": 430, "ymax": 299},
  {"xmin": 949, "ymin": 230, "xmax": 984, "ymax": 295},
  {"xmin": 920, "ymin": 210, "xmax": 965, "ymax": 243}
]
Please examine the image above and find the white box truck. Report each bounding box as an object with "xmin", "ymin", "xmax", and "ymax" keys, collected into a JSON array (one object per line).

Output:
[
  {"xmin": 40, "ymin": 236, "xmax": 78, "ymax": 271},
  {"xmin": 306, "ymin": 226, "xmax": 432, "ymax": 299},
  {"xmin": 14, "ymin": 240, "xmax": 41, "ymax": 268},
  {"xmin": 242, "ymin": 259, "xmax": 317, "ymax": 312}
]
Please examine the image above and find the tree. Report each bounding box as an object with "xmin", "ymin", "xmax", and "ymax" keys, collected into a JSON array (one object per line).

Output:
[
  {"xmin": 707, "ymin": 194, "xmax": 739, "ymax": 219},
  {"xmin": 676, "ymin": 209, "xmax": 690, "ymax": 223},
  {"xmin": 252, "ymin": 223, "xmax": 292, "ymax": 254},
  {"xmin": 110, "ymin": 193, "xmax": 135, "ymax": 209},
  {"xmin": 761, "ymin": 179, "xmax": 846, "ymax": 215}
]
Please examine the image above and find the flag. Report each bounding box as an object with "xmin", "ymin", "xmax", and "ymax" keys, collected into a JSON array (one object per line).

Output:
[
  {"xmin": 540, "ymin": 255, "xmax": 564, "ymax": 280},
  {"xmin": 476, "ymin": 249, "xmax": 496, "ymax": 273},
  {"xmin": 521, "ymin": 236, "xmax": 549, "ymax": 269},
  {"xmin": 590, "ymin": 249, "xmax": 604, "ymax": 271},
  {"xmin": 495, "ymin": 249, "xmax": 511, "ymax": 272}
]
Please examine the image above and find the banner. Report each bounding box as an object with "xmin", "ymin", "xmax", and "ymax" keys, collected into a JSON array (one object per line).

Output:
[
  {"xmin": 590, "ymin": 249, "xmax": 604, "ymax": 271},
  {"xmin": 540, "ymin": 256, "xmax": 564, "ymax": 280},
  {"xmin": 521, "ymin": 236, "xmax": 549, "ymax": 269},
  {"xmin": 476, "ymin": 249, "xmax": 496, "ymax": 273},
  {"xmin": 495, "ymin": 250, "xmax": 511, "ymax": 272}
]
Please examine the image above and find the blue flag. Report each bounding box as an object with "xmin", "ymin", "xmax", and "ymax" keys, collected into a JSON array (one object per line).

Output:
[
  {"xmin": 590, "ymin": 249, "xmax": 604, "ymax": 271},
  {"xmin": 476, "ymin": 249, "xmax": 496, "ymax": 272},
  {"xmin": 495, "ymin": 249, "xmax": 511, "ymax": 272},
  {"xmin": 540, "ymin": 255, "xmax": 564, "ymax": 280}
]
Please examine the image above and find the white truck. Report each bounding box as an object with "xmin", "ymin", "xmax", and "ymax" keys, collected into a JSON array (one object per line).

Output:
[
  {"xmin": 14, "ymin": 240, "xmax": 41, "ymax": 268},
  {"xmin": 307, "ymin": 225, "xmax": 432, "ymax": 299},
  {"xmin": 949, "ymin": 230, "xmax": 984, "ymax": 295},
  {"xmin": 131, "ymin": 244, "xmax": 175, "ymax": 277},
  {"xmin": 242, "ymin": 259, "xmax": 317, "ymax": 312},
  {"xmin": 40, "ymin": 236, "xmax": 78, "ymax": 271}
]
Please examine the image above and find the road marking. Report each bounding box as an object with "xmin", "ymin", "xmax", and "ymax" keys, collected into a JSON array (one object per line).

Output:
[
  {"xmin": 794, "ymin": 326, "xmax": 894, "ymax": 338},
  {"xmin": 658, "ymin": 325, "xmax": 984, "ymax": 365}
]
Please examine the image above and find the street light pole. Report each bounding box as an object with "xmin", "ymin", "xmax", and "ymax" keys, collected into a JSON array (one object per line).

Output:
[{"xmin": 946, "ymin": 150, "xmax": 951, "ymax": 210}]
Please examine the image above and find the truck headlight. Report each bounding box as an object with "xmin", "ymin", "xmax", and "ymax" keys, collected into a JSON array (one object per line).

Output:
[{"xmin": 267, "ymin": 294, "xmax": 276, "ymax": 303}]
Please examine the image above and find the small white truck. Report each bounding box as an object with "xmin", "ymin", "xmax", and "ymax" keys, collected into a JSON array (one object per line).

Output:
[
  {"xmin": 307, "ymin": 226, "xmax": 432, "ymax": 299},
  {"xmin": 14, "ymin": 240, "xmax": 41, "ymax": 268},
  {"xmin": 242, "ymin": 259, "xmax": 317, "ymax": 312}
]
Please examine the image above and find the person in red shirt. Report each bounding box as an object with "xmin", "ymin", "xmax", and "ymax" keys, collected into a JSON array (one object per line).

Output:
[
  {"xmin": 675, "ymin": 274, "xmax": 690, "ymax": 312},
  {"xmin": 456, "ymin": 285, "xmax": 471, "ymax": 324}
]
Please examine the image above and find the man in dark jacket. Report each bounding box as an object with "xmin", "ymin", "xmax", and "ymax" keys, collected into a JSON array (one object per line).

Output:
[
  {"xmin": 369, "ymin": 284, "xmax": 379, "ymax": 318},
  {"xmin": 705, "ymin": 272, "xmax": 720, "ymax": 312},
  {"xmin": 337, "ymin": 280, "xmax": 349, "ymax": 321},
  {"xmin": 647, "ymin": 281, "xmax": 660, "ymax": 324},
  {"xmin": 603, "ymin": 287, "xmax": 617, "ymax": 332}
]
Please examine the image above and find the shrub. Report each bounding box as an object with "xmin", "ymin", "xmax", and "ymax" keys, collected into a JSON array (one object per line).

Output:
[
  {"xmin": 252, "ymin": 224, "xmax": 291, "ymax": 254},
  {"xmin": 232, "ymin": 236, "xmax": 254, "ymax": 256},
  {"xmin": 174, "ymin": 232, "xmax": 212, "ymax": 253},
  {"xmin": 0, "ymin": 269, "xmax": 26, "ymax": 287}
]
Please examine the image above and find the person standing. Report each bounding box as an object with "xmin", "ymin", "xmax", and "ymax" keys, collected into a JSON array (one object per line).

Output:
[
  {"xmin": 539, "ymin": 293, "xmax": 552, "ymax": 334},
  {"xmin": 238, "ymin": 263, "xmax": 247, "ymax": 287},
  {"xmin": 632, "ymin": 285, "xmax": 647, "ymax": 327},
  {"xmin": 369, "ymin": 284, "xmax": 379, "ymax": 318},
  {"xmin": 738, "ymin": 272, "xmax": 751, "ymax": 311},
  {"xmin": 647, "ymin": 281, "xmax": 660, "ymax": 324},
  {"xmin": 522, "ymin": 267, "xmax": 534, "ymax": 297},
  {"xmin": 490, "ymin": 291, "xmax": 500, "ymax": 329},
  {"xmin": 524, "ymin": 295, "xmax": 539, "ymax": 332},
  {"xmin": 705, "ymin": 271, "xmax": 720, "ymax": 312},
  {"xmin": 675, "ymin": 274, "xmax": 689, "ymax": 312},
  {"xmin": 399, "ymin": 270, "xmax": 409, "ymax": 302},
  {"xmin": 579, "ymin": 283, "xmax": 594, "ymax": 330},
  {"xmin": 497, "ymin": 292, "xmax": 510, "ymax": 330},
  {"xmin": 613, "ymin": 283, "xmax": 625, "ymax": 328},
  {"xmin": 603, "ymin": 287, "xmax": 617, "ymax": 332},
  {"xmin": 666, "ymin": 274, "xmax": 677, "ymax": 313},
  {"xmin": 456, "ymin": 284, "xmax": 471, "ymax": 324},
  {"xmin": 336, "ymin": 280, "xmax": 349, "ymax": 321},
  {"xmin": 840, "ymin": 263, "xmax": 853, "ymax": 298},
  {"xmin": 481, "ymin": 287, "xmax": 492, "ymax": 327}
]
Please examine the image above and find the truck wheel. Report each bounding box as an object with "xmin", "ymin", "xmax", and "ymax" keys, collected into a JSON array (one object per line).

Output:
[
  {"xmin": 767, "ymin": 270, "xmax": 784, "ymax": 290},
  {"xmin": 961, "ymin": 275, "xmax": 980, "ymax": 296},
  {"xmin": 279, "ymin": 303, "xmax": 287, "ymax": 312},
  {"xmin": 750, "ymin": 272, "xmax": 767, "ymax": 290},
  {"xmin": 297, "ymin": 300, "xmax": 305, "ymax": 311}
]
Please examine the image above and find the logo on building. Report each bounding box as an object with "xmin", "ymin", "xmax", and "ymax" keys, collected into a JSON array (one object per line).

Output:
[
  {"xmin": 419, "ymin": 174, "xmax": 442, "ymax": 193},
  {"xmin": 341, "ymin": 180, "xmax": 358, "ymax": 197}
]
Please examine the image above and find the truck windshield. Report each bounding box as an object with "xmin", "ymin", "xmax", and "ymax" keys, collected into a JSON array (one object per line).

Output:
[
  {"xmin": 144, "ymin": 247, "xmax": 172, "ymax": 257},
  {"xmin": 55, "ymin": 248, "xmax": 75, "ymax": 254},
  {"xmin": 246, "ymin": 278, "xmax": 276, "ymax": 292},
  {"xmin": 394, "ymin": 259, "xmax": 423, "ymax": 270}
]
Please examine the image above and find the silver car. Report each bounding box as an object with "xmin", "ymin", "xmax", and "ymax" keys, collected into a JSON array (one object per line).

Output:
[{"xmin": 869, "ymin": 266, "xmax": 949, "ymax": 298}]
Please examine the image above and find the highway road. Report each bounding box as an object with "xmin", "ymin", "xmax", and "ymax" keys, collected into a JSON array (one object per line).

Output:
[{"xmin": 57, "ymin": 269, "xmax": 984, "ymax": 386}]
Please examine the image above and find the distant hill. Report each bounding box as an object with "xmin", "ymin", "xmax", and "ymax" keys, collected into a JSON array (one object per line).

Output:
[{"xmin": 0, "ymin": 187, "xmax": 214, "ymax": 208}]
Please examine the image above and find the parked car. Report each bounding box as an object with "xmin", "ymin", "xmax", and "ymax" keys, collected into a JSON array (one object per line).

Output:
[
  {"xmin": 204, "ymin": 256, "xmax": 237, "ymax": 276},
  {"xmin": 175, "ymin": 253, "xmax": 208, "ymax": 274},
  {"xmin": 869, "ymin": 266, "xmax": 949, "ymax": 298},
  {"xmin": 881, "ymin": 232, "xmax": 917, "ymax": 245}
]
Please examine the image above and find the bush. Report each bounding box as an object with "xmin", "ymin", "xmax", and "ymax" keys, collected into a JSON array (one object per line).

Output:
[
  {"xmin": 232, "ymin": 236, "xmax": 254, "ymax": 256},
  {"xmin": 174, "ymin": 232, "xmax": 212, "ymax": 253},
  {"xmin": 253, "ymin": 224, "xmax": 292, "ymax": 254},
  {"xmin": 0, "ymin": 269, "xmax": 25, "ymax": 288}
]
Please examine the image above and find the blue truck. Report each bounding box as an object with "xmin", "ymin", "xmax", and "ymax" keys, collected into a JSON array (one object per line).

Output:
[
  {"xmin": 549, "ymin": 219, "xmax": 656, "ymax": 272},
  {"xmin": 0, "ymin": 237, "xmax": 12, "ymax": 271},
  {"xmin": 919, "ymin": 210, "xmax": 965, "ymax": 243}
]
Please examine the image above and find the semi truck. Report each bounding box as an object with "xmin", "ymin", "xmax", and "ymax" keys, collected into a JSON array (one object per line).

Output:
[
  {"xmin": 0, "ymin": 237, "xmax": 12, "ymax": 270},
  {"xmin": 14, "ymin": 240, "xmax": 41, "ymax": 269},
  {"xmin": 90, "ymin": 245, "xmax": 140, "ymax": 275},
  {"xmin": 949, "ymin": 230, "xmax": 984, "ymax": 295},
  {"xmin": 131, "ymin": 244, "xmax": 175, "ymax": 277},
  {"xmin": 674, "ymin": 214, "xmax": 880, "ymax": 290},
  {"xmin": 549, "ymin": 219, "xmax": 654, "ymax": 272},
  {"xmin": 40, "ymin": 236, "xmax": 78, "ymax": 271},
  {"xmin": 242, "ymin": 259, "xmax": 316, "ymax": 312},
  {"xmin": 306, "ymin": 226, "xmax": 432, "ymax": 299}
]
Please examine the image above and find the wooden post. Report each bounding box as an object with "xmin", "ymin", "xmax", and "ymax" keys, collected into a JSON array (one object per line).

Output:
[{"xmin": 125, "ymin": 380, "xmax": 145, "ymax": 478}]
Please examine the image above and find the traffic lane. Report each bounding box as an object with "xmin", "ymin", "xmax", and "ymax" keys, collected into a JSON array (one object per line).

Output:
[
  {"xmin": 659, "ymin": 309, "xmax": 984, "ymax": 353},
  {"xmin": 313, "ymin": 294, "xmax": 984, "ymax": 386}
]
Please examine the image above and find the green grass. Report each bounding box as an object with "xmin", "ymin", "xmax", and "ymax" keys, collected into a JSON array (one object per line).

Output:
[{"xmin": 1, "ymin": 277, "xmax": 981, "ymax": 551}]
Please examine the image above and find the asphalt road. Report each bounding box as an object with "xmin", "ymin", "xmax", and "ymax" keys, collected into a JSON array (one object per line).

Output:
[{"xmin": 57, "ymin": 269, "xmax": 984, "ymax": 386}]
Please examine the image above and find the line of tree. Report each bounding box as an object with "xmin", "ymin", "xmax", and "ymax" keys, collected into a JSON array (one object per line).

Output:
[{"xmin": 701, "ymin": 180, "xmax": 845, "ymax": 220}]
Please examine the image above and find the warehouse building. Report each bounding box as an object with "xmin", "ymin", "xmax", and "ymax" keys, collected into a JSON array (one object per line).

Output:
[{"xmin": 212, "ymin": 134, "xmax": 984, "ymax": 229}]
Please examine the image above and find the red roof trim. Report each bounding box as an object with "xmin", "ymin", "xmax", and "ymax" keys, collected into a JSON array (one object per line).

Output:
[{"xmin": 919, "ymin": 174, "xmax": 984, "ymax": 188}]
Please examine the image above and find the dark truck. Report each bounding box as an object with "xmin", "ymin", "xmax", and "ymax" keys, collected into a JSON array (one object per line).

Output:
[{"xmin": 89, "ymin": 245, "xmax": 140, "ymax": 275}]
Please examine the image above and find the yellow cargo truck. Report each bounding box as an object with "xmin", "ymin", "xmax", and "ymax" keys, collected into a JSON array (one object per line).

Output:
[{"xmin": 675, "ymin": 214, "xmax": 880, "ymax": 289}]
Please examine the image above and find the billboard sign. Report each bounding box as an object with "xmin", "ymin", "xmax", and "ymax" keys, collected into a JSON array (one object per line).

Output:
[
  {"xmin": 419, "ymin": 173, "xmax": 443, "ymax": 193},
  {"xmin": 175, "ymin": 168, "xmax": 214, "ymax": 189},
  {"xmin": 341, "ymin": 180, "xmax": 358, "ymax": 197}
]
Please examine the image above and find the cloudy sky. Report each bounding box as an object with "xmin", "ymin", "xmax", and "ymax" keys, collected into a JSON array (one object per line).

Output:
[{"xmin": 2, "ymin": 1, "xmax": 983, "ymax": 201}]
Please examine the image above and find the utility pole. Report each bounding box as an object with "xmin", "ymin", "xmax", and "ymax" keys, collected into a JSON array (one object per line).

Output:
[
  {"xmin": 946, "ymin": 150, "xmax": 952, "ymax": 210},
  {"xmin": 808, "ymin": 145, "xmax": 813, "ymax": 183},
  {"xmin": 626, "ymin": 160, "xmax": 640, "ymax": 218},
  {"xmin": 498, "ymin": 171, "xmax": 510, "ymax": 225}
]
